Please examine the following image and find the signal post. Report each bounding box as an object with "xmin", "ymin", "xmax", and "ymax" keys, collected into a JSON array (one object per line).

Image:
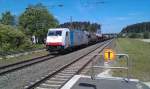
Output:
[{"xmin": 91, "ymin": 48, "xmax": 130, "ymax": 81}]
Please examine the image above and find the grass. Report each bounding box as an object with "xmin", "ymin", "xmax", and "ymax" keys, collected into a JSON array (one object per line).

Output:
[
  {"xmin": 0, "ymin": 50, "xmax": 49, "ymax": 67},
  {"xmin": 113, "ymin": 38, "xmax": 150, "ymax": 82}
]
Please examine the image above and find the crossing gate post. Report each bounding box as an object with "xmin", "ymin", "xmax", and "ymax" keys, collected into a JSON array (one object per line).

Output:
[{"xmin": 91, "ymin": 53, "xmax": 130, "ymax": 82}]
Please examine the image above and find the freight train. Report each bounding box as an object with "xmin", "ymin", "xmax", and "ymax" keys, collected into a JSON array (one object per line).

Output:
[{"xmin": 45, "ymin": 28, "xmax": 105, "ymax": 52}]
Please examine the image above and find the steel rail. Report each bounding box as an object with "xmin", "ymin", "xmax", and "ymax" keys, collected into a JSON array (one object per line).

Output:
[
  {"xmin": 0, "ymin": 55, "xmax": 57, "ymax": 76},
  {"xmin": 25, "ymin": 39, "xmax": 113, "ymax": 89}
]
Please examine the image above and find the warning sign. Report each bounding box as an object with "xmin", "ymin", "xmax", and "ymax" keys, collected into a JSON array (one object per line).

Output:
[{"xmin": 104, "ymin": 49, "xmax": 116, "ymax": 61}]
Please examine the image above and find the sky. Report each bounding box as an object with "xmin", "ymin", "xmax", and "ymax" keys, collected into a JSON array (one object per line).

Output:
[{"xmin": 0, "ymin": 0, "xmax": 150, "ymax": 33}]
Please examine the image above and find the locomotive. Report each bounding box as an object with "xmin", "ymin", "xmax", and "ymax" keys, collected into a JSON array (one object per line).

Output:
[{"xmin": 45, "ymin": 28, "xmax": 102, "ymax": 52}]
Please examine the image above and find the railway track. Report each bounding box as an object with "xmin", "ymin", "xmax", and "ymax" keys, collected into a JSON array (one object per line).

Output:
[
  {"xmin": 0, "ymin": 41, "xmax": 105, "ymax": 76},
  {"xmin": 25, "ymin": 40, "xmax": 113, "ymax": 89},
  {"xmin": 0, "ymin": 55, "xmax": 57, "ymax": 76},
  {"xmin": 0, "ymin": 40, "xmax": 109, "ymax": 76}
]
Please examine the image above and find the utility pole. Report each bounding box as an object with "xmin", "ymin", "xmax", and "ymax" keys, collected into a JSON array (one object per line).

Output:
[
  {"xmin": 70, "ymin": 16, "xmax": 73, "ymax": 30},
  {"xmin": 144, "ymin": 23, "xmax": 146, "ymax": 32}
]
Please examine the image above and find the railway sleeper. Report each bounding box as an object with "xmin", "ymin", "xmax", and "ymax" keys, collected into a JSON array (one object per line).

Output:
[
  {"xmin": 38, "ymin": 83, "xmax": 61, "ymax": 89},
  {"xmin": 54, "ymin": 76, "xmax": 70, "ymax": 79},
  {"xmin": 36, "ymin": 87, "xmax": 50, "ymax": 89},
  {"xmin": 50, "ymin": 78, "xmax": 68, "ymax": 81},
  {"xmin": 46, "ymin": 80, "xmax": 65, "ymax": 84},
  {"xmin": 57, "ymin": 73, "xmax": 74, "ymax": 76}
]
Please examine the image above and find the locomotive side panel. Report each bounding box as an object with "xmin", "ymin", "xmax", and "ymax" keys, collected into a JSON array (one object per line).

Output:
[{"xmin": 69, "ymin": 30, "xmax": 88, "ymax": 47}]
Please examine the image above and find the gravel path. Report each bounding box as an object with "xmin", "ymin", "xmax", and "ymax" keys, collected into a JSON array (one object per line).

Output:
[
  {"xmin": 140, "ymin": 39, "xmax": 150, "ymax": 43},
  {"xmin": 0, "ymin": 42, "xmax": 105, "ymax": 89}
]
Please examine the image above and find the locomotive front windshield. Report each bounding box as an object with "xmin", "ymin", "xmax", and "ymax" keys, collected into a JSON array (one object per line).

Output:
[{"xmin": 48, "ymin": 31, "xmax": 62, "ymax": 36}]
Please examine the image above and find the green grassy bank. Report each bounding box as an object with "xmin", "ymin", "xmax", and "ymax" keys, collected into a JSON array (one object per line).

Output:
[{"xmin": 114, "ymin": 38, "xmax": 150, "ymax": 81}]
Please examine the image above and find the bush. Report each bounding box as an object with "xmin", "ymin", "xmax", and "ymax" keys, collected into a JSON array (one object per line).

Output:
[
  {"xmin": 143, "ymin": 32, "xmax": 150, "ymax": 39},
  {"xmin": 0, "ymin": 24, "xmax": 32, "ymax": 51},
  {"xmin": 128, "ymin": 33, "xmax": 141, "ymax": 38}
]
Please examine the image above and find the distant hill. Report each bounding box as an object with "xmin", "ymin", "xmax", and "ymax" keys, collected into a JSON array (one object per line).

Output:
[
  {"xmin": 120, "ymin": 22, "xmax": 150, "ymax": 38},
  {"xmin": 121, "ymin": 22, "xmax": 150, "ymax": 33}
]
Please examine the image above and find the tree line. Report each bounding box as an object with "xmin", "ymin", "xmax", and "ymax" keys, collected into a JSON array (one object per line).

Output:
[
  {"xmin": 0, "ymin": 3, "xmax": 58, "ymax": 51},
  {"xmin": 0, "ymin": 3, "xmax": 101, "ymax": 52},
  {"xmin": 59, "ymin": 21, "xmax": 101, "ymax": 32},
  {"xmin": 121, "ymin": 22, "xmax": 150, "ymax": 33},
  {"xmin": 120, "ymin": 22, "xmax": 150, "ymax": 38}
]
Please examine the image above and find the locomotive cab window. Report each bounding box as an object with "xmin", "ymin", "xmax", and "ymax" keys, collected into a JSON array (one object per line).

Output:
[
  {"xmin": 48, "ymin": 31, "xmax": 62, "ymax": 36},
  {"xmin": 66, "ymin": 32, "xmax": 68, "ymax": 36}
]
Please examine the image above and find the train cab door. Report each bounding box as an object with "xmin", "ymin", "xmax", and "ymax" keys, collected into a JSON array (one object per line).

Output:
[{"xmin": 65, "ymin": 31, "xmax": 70, "ymax": 48}]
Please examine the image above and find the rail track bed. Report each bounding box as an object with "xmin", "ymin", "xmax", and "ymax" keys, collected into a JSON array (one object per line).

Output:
[
  {"xmin": 0, "ymin": 55, "xmax": 56, "ymax": 75},
  {"xmin": 25, "ymin": 40, "xmax": 113, "ymax": 89},
  {"xmin": 0, "ymin": 41, "xmax": 103, "ymax": 76},
  {"xmin": 0, "ymin": 40, "xmax": 113, "ymax": 89}
]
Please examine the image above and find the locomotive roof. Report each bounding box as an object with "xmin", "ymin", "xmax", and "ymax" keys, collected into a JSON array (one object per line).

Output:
[
  {"xmin": 48, "ymin": 28, "xmax": 85, "ymax": 32},
  {"xmin": 48, "ymin": 28, "xmax": 69, "ymax": 31}
]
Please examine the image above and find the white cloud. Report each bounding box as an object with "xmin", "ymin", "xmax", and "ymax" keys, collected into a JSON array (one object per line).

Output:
[
  {"xmin": 54, "ymin": 15, "xmax": 58, "ymax": 18},
  {"xmin": 115, "ymin": 17, "xmax": 130, "ymax": 20},
  {"xmin": 107, "ymin": 12, "xmax": 143, "ymax": 21},
  {"xmin": 128, "ymin": 12, "xmax": 142, "ymax": 16}
]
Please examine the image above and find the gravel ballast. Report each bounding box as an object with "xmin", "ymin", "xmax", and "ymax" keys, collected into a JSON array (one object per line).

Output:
[{"xmin": 0, "ymin": 42, "xmax": 106, "ymax": 89}]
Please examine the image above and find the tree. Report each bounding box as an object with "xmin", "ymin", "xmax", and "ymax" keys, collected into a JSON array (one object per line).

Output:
[
  {"xmin": 121, "ymin": 22, "xmax": 150, "ymax": 38},
  {"xmin": 128, "ymin": 33, "xmax": 141, "ymax": 38},
  {"xmin": 121, "ymin": 22, "xmax": 150, "ymax": 34},
  {"xmin": 19, "ymin": 3, "xmax": 59, "ymax": 43},
  {"xmin": 0, "ymin": 24, "xmax": 32, "ymax": 51},
  {"xmin": 0, "ymin": 11, "xmax": 15, "ymax": 25},
  {"xmin": 59, "ymin": 21, "xmax": 101, "ymax": 32}
]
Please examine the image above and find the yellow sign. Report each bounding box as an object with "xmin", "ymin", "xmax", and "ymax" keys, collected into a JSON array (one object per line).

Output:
[{"xmin": 104, "ymin": 49, "xmax": 116, "ymax": 61}]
